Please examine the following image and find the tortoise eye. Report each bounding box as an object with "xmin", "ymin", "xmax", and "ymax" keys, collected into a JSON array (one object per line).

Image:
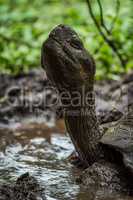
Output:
[{"xmin": 70, "ymin": 37, "xmax": 83, "ymax": 50}]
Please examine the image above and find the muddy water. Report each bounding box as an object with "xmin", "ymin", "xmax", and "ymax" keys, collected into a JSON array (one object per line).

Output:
[{"xmin": 0, "ymin": 119, "xmax": 132, "ymax": 200}]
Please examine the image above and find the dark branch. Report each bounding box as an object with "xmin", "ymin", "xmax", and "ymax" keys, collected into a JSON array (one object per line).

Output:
[
  {"xmin": 94, "ymin": 0, "xmax": 121, "ymax": 53},
  {"xmin": 110, "ymin": 0, "xmax": 120, "ymax": 32},
  {"xmin": 97, "ymin": 0, "xmax": 110, "ymax": 35},
  {"xmin": 97, "ymin": 0, "xmax": 120, "ymax": 34},
  {"xmin": 85, "ymin": 0, "xmax": 126, "ymax": 68}
]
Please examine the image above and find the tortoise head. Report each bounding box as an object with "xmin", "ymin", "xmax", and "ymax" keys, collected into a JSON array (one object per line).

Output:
[{"xmin": 41, "ymin": 24, "xmax": 96, "ymax": 91}]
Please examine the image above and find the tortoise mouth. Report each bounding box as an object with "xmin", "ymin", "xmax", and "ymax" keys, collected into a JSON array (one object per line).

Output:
[
  {"xmin": 49, "ymin": 24, "xmax": 77, "ymax": 44},
  {"xmin": 43, "ymin": 38, "xmax": 84, "ymax": 90},
  {"xmin": 42, "ymin": 25, "xmax": 95, "ymax": 91},
  {"xmin": 45, "ymin": 36, "xmax": 80, "ymax": 68}
]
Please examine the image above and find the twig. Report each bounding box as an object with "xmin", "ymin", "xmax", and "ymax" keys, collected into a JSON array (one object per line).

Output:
[
  {"xmin": 97, "ymin": 0, "xmax": 110, "ymax": 35},
  {"xmin": 94, "ymin": 0, "xmax": 121, "ymax": 54},
  {"xmin": 97, "ymin": 0, "xmax": 120, "ymax": 34},
  {"xmin": 110, "ymin": 0, "xmax": 120, "ymax": 32},
  {"xmin": 85, "ymin": 0, "xmax": 126, "ymax": 68}
]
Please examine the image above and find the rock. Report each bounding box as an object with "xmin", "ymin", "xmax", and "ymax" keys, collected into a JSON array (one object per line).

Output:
[
  {"xmin": 0, "ymin": 173, "xmax": 46, "ymax": 200},
  {"xmin": 77, "ymin": 162, "xmax": 131, "ymax": 195}
]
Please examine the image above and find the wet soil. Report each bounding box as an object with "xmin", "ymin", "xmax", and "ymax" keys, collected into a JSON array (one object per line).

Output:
[
  {"xmin": 0, "ymin": 172, "xmax": 46, "ymax": 200},
  {"xmin": 0, "ymin": 69, "xmax": 133, "ymax": 200}
]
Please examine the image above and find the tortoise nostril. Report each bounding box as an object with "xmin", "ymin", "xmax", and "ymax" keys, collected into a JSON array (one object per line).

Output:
[{"xmin": 59, "ymin": 24, "xmax": 66, "ymax": 29}]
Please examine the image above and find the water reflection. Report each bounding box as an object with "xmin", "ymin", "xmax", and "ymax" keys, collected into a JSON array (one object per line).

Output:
[{"xmin": 0, "ymin": 120, "xmax": 132, "ymax": 200}]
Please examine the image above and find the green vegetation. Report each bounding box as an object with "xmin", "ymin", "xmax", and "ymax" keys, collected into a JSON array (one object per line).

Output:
[{"xmin": 0, "ymin": 0, "xmax": 132, "ymax": 79}]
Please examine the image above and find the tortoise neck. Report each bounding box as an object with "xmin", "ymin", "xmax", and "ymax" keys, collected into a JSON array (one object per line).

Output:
[{"xmin": 62, "ymin": 85, "xmax": 103, "ymax": 164}]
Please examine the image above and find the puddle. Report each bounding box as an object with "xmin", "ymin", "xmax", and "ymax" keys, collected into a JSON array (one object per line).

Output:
[{"xmin": 0, "ymin": 119, "xmax": 132, "ymax": 200}]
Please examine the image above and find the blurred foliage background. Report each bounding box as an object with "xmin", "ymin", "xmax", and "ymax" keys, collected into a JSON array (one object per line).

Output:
[{"xmin": 0, "ymin": 0, "xmax": 132, "ymax": 79}]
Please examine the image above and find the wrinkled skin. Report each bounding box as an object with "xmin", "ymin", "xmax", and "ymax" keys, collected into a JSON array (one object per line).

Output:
[
  {"xmin": 41, "ymin": 24, "xmax": 95, "ymax": 92},
  {"xmin": 41, "ymin": 24, "xmax": 133, "ymax": 194},
  {"xmin": 42, "ymin": 24, "xmax": 103, "ymax": 165}
]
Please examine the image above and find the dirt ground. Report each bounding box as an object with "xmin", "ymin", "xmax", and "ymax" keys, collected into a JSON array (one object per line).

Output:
[{"xmin": 0, "ymin": 68, "xmax": 132, "ymax": 125}]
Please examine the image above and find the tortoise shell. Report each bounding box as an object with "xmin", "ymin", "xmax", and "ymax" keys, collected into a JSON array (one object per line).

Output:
[{"xmin": 100, "ymin": 110, "xmax": 133, "ymax": 173}]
